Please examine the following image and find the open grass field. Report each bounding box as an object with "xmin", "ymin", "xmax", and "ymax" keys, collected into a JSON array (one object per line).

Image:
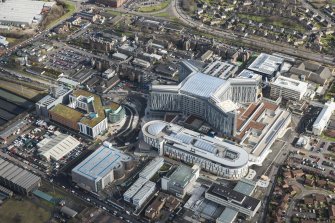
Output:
[
  {"xmin": 0, "ymin": 199, "xmax": 52, "ymax": 223},
  {"xmin": 137, "ymin": 0, "xmax": 171, "ymax": 13}
]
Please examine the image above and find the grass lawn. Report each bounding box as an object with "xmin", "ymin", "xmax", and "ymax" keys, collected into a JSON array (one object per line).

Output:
[
  {"xmin": 105, "ymin": 10, "xmax": 122, "ymax": 16},
  {"xmin": 0, "ymin": 199, "xmax": 51, "ymax": 223},
  {"xmin": 153, "ymin": 12, "xmax": 170, "ymax": 17},
  {"xmin": 138, "ymin": 0, "xmax": 171, "ymax": 13}
]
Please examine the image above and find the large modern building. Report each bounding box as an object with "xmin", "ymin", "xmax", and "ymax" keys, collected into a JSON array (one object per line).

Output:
[
  {"xmin": 248, "ymin": 53, "xmax": 284, "ymax": 81},
  {"xmin": 36, "ymin": 86, "xmax": 72, "ymax": 118},
  {"xmin": 142, "ymin": 120, "xmax": 250, "ymax": 179},
  {"xmin": 161, "ymin": 165, "xmax": 199, "ymax": 198},
  {"xmin": 312, "ymin": 101, "xmax": 335, "ymax": 135},
  {"xmin": 72, "ymin": 142, "xmax": 133, "ymax": 192},
  {"xmin": 215, "ymin": 179, "xmax": 259, "ymax": 222},
  {"xmin": 270, "ymin": 76, "xmax": 308, "ymax": 101},
  {"xmin": 49, "ymin": 89, "xmax": 108, "ymax": 138},
  {"xmin": 0, "ymin": 158, "xmax": 41, "ymax": 195},
  {"xmin": 37, "ymin": 133, "xmax": 80, "ymax": 161},
  {"xmin": 234, "ymin": 99, "xmax": 291, "ymax": 165},
  {"xmin": 0, "ymin": 0, "xmax": 55, "ymax": 27},
  {"xmin": 150, "ymin": 72, "xmax": 258, "ymax": 136},
  {"xmin": 205, "ymin": 183, "xmax": 261, "ymax": 218}
]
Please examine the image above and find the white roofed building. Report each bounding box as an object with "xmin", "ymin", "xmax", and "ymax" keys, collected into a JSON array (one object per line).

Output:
[
  {"xmin": 248, "ymin": 53, "xmax": 284, "ymax": 81},
  {"xmin": 270, "ymin": 76, "xmax": 308, "ymax": 101},
  {"xmin": 312, "ymin": 101, "xmax": 335, "ymax": 135},
  {"xmin": 38, "ymin": 133, "xmax": 80, "ymax": 161},
  {"xmin": 142, "ymin": 120, "xmax": 250, "ymax": 179},
  {"xmin": 150, "ymin": 69, "xmax": 258, "ymax": 136}
]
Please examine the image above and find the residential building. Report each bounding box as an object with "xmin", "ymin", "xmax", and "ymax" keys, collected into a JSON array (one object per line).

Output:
[
  {"xmin": 142, "ymin": 120, "xmax": 250, "ymax": 179},
  {"xmin": 312, "ymin": 100, "xmax": 335, "ymax": 135},
  {"xmin": 161, "ymin": 165, "xmax": 199, "ymax": 198},
  {"xmin": 0, "ymin": 158, "xmax": 41, "ymax": 195},
  {"xmin": 72, "ymin": 142, "xmax": 133, "ymax": 192},
  {"xmin": 270, "ymin": 76, "xmax": 308, "ymax": 101}
]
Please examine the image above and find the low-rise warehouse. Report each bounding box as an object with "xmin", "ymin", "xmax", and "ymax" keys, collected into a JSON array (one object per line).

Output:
[
  {"xmin": 0, "ymin": 158, "xmax": 41, "ymax": 195},
  {"xmin": 37, "ymin": 133, "xmax": 80, "ymax": 161}
]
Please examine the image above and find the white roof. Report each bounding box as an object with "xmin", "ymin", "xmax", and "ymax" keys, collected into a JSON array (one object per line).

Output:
[
  {"xmin": 248, "ymin": 53, "xmax": 284, "ymax": 75},
  {"xmin": 139, "ymin": 157, "xmax": 164, "ymax": 180},
  {"xmin": 202, "ymin": 61, "xmax": 236, "ymax": 79},
  {"xmin": 313, "ymin": 101, "xmax": 335, "ymax": 130},
  {"xmin": 38, "ymin": 134, "xmax": 80, "ymax": 161},
  {"xmin": 124, "ymin": 177, "xmax": 148, "ymax": 200},
  {"xmin": 180, "ymin": 72, "xmax": 228, "ymax": 99},
  {"xmin": 142, "ymin": 120, "xmax": 249, "ymax": 168},
  {"xmin": 272, "ymin": 76, "xmax": 308, "ymax": 93},
  {"xmin": 0, "ymin": 0, "xmax": 55, "ymax": 25}
]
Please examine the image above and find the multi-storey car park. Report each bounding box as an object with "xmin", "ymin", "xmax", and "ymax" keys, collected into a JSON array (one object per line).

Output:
[
  {"xmin": 150, "ymin": 71, "xmax": 258, "ymax": 136},
  {"xmin": 270, "ymin": 75, "xmax": 309, "ymax": 101},
  {"xmin": 0, "ymin": 158, "xmax": 41, "ymax": 195},
  {"xmin": 142, "ymin": 120, "xmax": 250, "ymax": 180}
]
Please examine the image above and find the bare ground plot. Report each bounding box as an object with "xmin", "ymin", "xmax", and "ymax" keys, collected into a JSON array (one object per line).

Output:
[{"xmin": 0, "ymin": 199, "xmax": 52, "ymax": 223}]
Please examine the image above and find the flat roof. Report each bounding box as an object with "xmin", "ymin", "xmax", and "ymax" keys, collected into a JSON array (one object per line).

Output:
[
  {"xmin": 72, "ymin": 144, "xmax": 130, "ymax": 181},
  {"xmin": 202, "ymin": 61, "xmax": 236, "ymax": 79},
  {"xmin": 233, "ymin": 179, "xmax": 256, "ymax": 196},
  {"xmin": 0, "ymin": 0, "xmax": 55, "ymax": 25},
  {"xmin": 217, "ymin": 208, "xmax": 238, "ymax": 223},
  {"xmin": 248, "ymin": 53, "xmax": 284, "ymax": 76},
  {"xmin": 207, "ymin": 183, "xmax": 261, "ymax": 212},
  {"xmin": 71, "ymin": 89, "xmax": 106, "ymax": 127},
  {"xmin": 142, "ymin": 120, "xmax": 249, "ymax": 168},
  {"xmin": 50, "ymin": 104, "xmax": 83, "ymax": 122},
  {"xmin": 167, "ymin": 165, "xmax": 197, "ymax": 188},
  {"xmin": 272, "ymin": 75, "xmax": 308, "ymax": 93}
]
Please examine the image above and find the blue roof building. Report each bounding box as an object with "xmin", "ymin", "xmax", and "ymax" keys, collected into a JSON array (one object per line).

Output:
[{"xmin": 72, "ymin": 142, "xmax": 133, "ymax": 192}]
